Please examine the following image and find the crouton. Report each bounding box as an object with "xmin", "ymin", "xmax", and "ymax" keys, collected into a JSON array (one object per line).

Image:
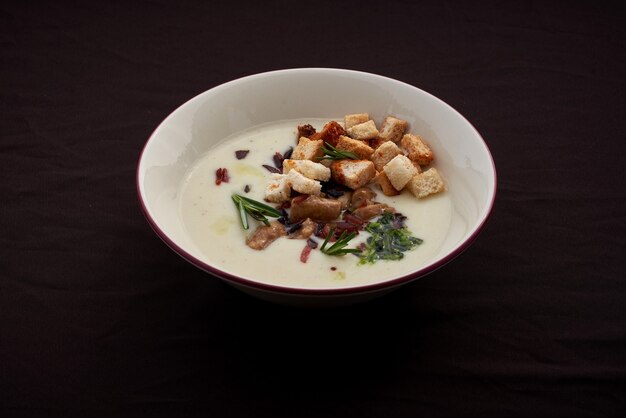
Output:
[
  {"xmin": 287, "ymin": 169, "xmax": 322, "ymax": 195},
  {"xmin": 400, "ymin": 134, "xmax": 434, "ymax": 166},
  {"xmin": 406, "ymin": 168, "xmax": 445, "ymax": 198},
  {"xmin": 309, "ymin": 120, "xmax": 345, "ymax": 147},
  {"xmin": 346, "ymin": 120, "xmax": 379, "ymax": 141},
  {"xmin": 265, "ymin": 173, "xmax": 291, "ymax": 203},
  {"xmin": 370, "ymin": 141, "xmax": 403, "ymax": 172},
  {"xmin": 379, "ymin": 116, "xmax": 408, "ymax": 143},
  {"xmin": 374, "ymin": 171, "xmax": 400, "ymax": 196},
  {"xmin": 292, "ymin": 136, "xmax": 324, "ymax": 161},
  {"xmin": 282, "ymin": 159, "xmax": 331, "ymax": 181},
  {"xmin": 330, "ymin": 159, "xmax": 376, "ymax": 190},
  {"xmin": 411, "ymin": 160, "xmax": 423, "ymax": 174},
  {"xmin": 344, "ymin": 113, "xmax": 369, "ymax": 129},
  {"xmin": 335, "ymin": 135, "xmax": 374, "ymax": 160},
  {"xmin": 383, "ymin": 154, "xmax": 418, "ymax": 191},
  {"xmin": 369, "ymin": 137, "xmax": 389, "ymax": 149}
]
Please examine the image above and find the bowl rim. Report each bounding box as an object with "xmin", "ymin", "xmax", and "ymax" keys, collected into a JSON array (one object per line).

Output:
[{"xmin": 136, "ymin": 67, "xmax": 497, "ymax": 296}]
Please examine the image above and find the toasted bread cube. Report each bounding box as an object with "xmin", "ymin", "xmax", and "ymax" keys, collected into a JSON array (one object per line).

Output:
[
  {"xmin": 308, "ymin": 121, "xmax": 346, "ymax": 147},
  {"xmin": 374, "ymin": 171, "xmax": 400, "ymax": 196},
  {"xmin": 406, "ymin": 168, "xmax": 445, "ymax": 198},
  {"xmin": 292, "ymin": 136, "xmax": 324, "ymax": 161},
  {"xmin": 287, "ymin": 169, "xmax": 322, "ymax": 195},
  {"xmin": 370, "ymin": 141, "xmax": 403, "ymax": 172},
  {"xmin": 383, "ymin": 155, "xmax": 418, "ymax": 191},
  {"xmin": 346, "ymin": 120, "xmax": 379, "ymax": 141},
  {"xmin": 400, "ymin": 134, "xmax": 434, "ymax": 166},
  {"xmin": 282, "ymin": 159, "xmax": 331, "ymax": 181},
  {"xmin": 344, "ymin": 113, "xmax": 369, "ymax": 129},
  {"xmin": 335, "ymin": 135, "xmax": 374, "ymax": 160},
  {"xmin": 411, "ymin": 160, "xmax": 424, "ymax": 174},
  {"xmin": 379, "ymin": 116, "xmax": 408, "ymax": 143},
  {"xmin": 411, "ymin": 160, "xmax": 423, "ymax": 174},
  {"xmin": 369, "ymin": 137, "xmax": 389, "ymax": 149},
  {"xmin": 330, "ymin": 159, "xmax": 376, "ymax": 190},
  {"xmin": 265, "ymin": 173, "xmax": 291, "ymax": 203}
]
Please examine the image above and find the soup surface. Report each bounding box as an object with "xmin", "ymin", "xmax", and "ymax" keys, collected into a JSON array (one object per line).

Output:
[{"xmin": 179, "ymin": 119, "xmax": 452, "ymax": 289}]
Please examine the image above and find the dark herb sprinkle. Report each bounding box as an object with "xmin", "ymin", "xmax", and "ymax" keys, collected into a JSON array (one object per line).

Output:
[
  {"xmin": 273, "ymin": 152, "xmax": 284, "ymax": 170},
  {"xmin": 262, "ymin": 164, "xmax": 281, "ymax": 174},
  {"xmin": 276, "ymin": 208, "xmax": 289, "ymax": 224},
  {"xmin": 235, "ymin": 150, "xmax": 250, "ymax": 159},
  {"xmin": 285, "ymin": 220, "xmax": 304, "ymax": 234},
  {"xmin": 243, "ymin": 185, "xmax": 251, "ymax": 193},
  {"xmin": 320, "ymin": 180, "xmax": 349, "ymax": 198},
  {"xmin": 277, "ymin": 209, "xmax": 305, "ymax": 235},
  {"xmin": 358, "ymin": 212, "xmax": 423, "ymax": 264},
  {"xmin": 330, "ymin": 267, "xmax": 337, "ymax": 271}
]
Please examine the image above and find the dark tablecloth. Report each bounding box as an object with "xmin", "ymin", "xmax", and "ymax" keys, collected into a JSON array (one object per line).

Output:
[{"xmin": 1, "ymin": 1, "xmax": 625, "ymax": 417}]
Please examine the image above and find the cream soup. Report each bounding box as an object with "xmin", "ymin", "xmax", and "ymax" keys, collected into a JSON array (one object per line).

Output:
[{"xmin": 178, "ymin": 119, "xmax": 452, "ymax": 289}]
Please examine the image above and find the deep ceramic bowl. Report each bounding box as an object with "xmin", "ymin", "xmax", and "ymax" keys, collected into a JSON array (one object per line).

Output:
[{"xmin": 137, "ymin": 68, "xmax": 496, "ymax": 306}]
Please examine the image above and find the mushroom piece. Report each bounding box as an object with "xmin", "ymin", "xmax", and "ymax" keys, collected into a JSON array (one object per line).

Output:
[
  {"xmin": 350, "ymin": 187, "xmax": 377, "ymax": 210},
  {"xmin": 246, "ymin": 221, "xmax": 287, "ymax": 250},
  {"xmin": 289, "ymin": 195, "xmax": 342, "ymax": 223},
  {"xmin": 352, "ymin": 203, "xmax": 394, "ymax": 221}
]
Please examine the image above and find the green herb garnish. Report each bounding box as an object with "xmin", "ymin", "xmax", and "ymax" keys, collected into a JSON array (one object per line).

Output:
[
  {"xmin": 320, "ymin": 227, "xmax": 362, "ymax": 256},
  {"xmin": 231, "ymin": 194, "xmax": 282, "ymax": 230},
  {"xmin": 317, "ymin": 142, "xmax": 359, "ymax": 161},
  {"xmin": 358, "ymin": 212, "xmax": 423, "ymax": 264}
]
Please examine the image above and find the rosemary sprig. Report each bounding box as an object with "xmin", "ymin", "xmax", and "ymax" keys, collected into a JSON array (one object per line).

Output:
[
  {"xmin": 231, "ymin": 194, "xmax": 282, "ymax": 230},
  {"xmin": 317, "ymin": 142, "xmax": 359, "ymax": 161},
  {"xmin": 320, "ymin": 226, "xmax": 362, "ymax": 256}
]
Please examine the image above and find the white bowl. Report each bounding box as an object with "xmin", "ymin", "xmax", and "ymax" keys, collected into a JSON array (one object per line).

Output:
[{"xmin": 137, "ymin": 68, "xmax": 496, "ymax": 306}]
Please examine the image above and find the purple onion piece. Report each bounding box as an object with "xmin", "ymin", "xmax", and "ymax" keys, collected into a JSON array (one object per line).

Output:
[
  {"xmin": 235, "ymin": 150, "xmax": 250, "ymax": 159},
  {"xmin": 391, "ymin": 213, "xmax": 408, "ymax": 229},
  {"xmin": 286, "ymin": 221, "xmax": 304, "ymax": 234},
  {"xmin": 320, "ymin": 180, "xmax": 348, "ymax": 198},
  {"xmin": 262, "ymin": 164, "xmax": 281, "ymax": 174}
]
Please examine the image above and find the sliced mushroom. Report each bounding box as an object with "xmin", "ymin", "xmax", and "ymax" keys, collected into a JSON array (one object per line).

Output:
[
  {"xmin": 335, "ymin": 190, "xmax": 353, "ymax": 210},
  {"xmin": 289, "ymin": 195, "xmax": 342, "ymax": 223},
  {"xmin": 246, "ymin": 221, "xmax": 287, "ymax": 250},
  {"xmin": 350, "ymin": 187, "xmax": 377, "ymax": 210},
  {"xmin": 352, "ymin": 203, "xmax": 394, "ymax": 221}
]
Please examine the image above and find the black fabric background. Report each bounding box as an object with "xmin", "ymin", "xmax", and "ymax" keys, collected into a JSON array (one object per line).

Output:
[{"xmin": 1, "ymin": 1, "xmax": 625, "ymax": 417}]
